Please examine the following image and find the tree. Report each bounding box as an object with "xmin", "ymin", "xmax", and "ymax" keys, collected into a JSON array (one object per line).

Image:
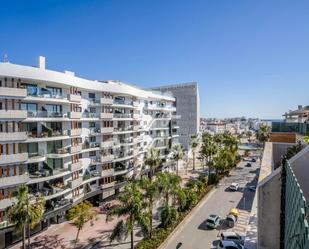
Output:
[
  {"xmin": 138, "ymin": 176, "xmax": 159, "ymax": 238},
  {"xmin": 200, "ymin": 133, "xmax": 218, "ymax": 173},
  {"xmin": 66, "ymin": 201, "xmax": 97, "ymax": 242},
  {"xmin": 144, "ymin": 147, "xmax": 161, "ymax": 180},
  {"xmin": 7, "ymin": 185, "xmax": 45, "ymax": 249},
  {"xmin": 256, "ymin": 124, "xmax": 270, "ymax": 146},
  {"xmin": 160, "ymin": 203, "xmax": 178, "ymax": 229},
  {"xmin": 156, "ymin": 172, "xmax": 181, "ymax": 206},
  {"xmin": 171, "ymin": 144, "xmax": 184, "ymax": 176},
  {"xmin": 107, "ymin": 182, "xmax": 148, "ymax": 249},
  {"xmin": 190, "ymin": 134, "xmax": 199, "ymax": 171}
]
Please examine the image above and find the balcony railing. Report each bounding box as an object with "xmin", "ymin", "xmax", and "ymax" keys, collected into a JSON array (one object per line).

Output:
[
  {"xmin": 68, "ymin": 94, "xmax": 82, "ymax": 102},
  {"xmin": 272, "ymin": 122, "xmax": 309, "ymax": 136},
  {"xmin": 0, "ymin": 131, "xmax": 27, "ymax": 142},
  {"xmin": 69, "ymin": 161, "xmax": 83, "ymax": 171},
  {"xmin": 113, "ymin": 113, "xmax": 132, "ymax": 119},
  {"xmin": 101, "ymin": 113, "xmax": 113, "ymax": 119},
  {"xmin": 70, "ymin": 144, "xmax": 82, "ymax": 154},
  {"xmin": 27, "ymin": 111, "xmax": 65, "ymax": 118},
  {"xmin": 0, "ymin": 110, "xmax": 27, "ymax": 119},
  {"xmin": 0, "ymin": 87, "xmax": 27, "ymax": 98},
  {"xmin": 82, "ymin": 113, "xmax": 100, "ymax": 118},
  {"xmin": 69, "ymin": 129, "xmax": 82, "ymax": 136},
  {"xmin": 101, "ymin": 97, "xmax": 113, "ymax": 105},
  {"xmin": 101, "ymin": 127, "xmax": 114, "ymax": 133},
  {"xmin": 101, "ymin": 154, "xmax": 115, "ymax": 162},
  {"xmin": 0, "ymin": 153, "xmax": 28, "ymax": 165},
  {"xmin": 113, "ymin": 99, "xmax": 133, "ymax": 106},
  {"xmin": 68, "ymin": 177, "xmax": 83, "ymax": 189},
  {"xmin": 69, "ymin": 112, "xmax": 82, "ymax": 119}
]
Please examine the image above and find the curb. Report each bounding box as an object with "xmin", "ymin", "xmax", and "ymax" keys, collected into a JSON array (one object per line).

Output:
[{"xmin": 157, "ymin": 186, "xmax": 217, "ymax": 249}]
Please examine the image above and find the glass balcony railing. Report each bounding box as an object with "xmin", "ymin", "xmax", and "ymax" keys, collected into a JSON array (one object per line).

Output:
[
  {"xmin": 113, "ymin": 113, "xmax": 133, "ymax": 119},
  {"xmin": 27, "ymin": 87, "xmax": 66, "ymax": 99},
  {"xmin": 271, "ymin": 122, "xmax": 309, "ymax": 136},
  {"xmin": 114, "ymin": 99, "xmax": 133, "ymax": 106},
  {"xmin": 27, "ymin": 111, "xmax": 65, "ymax": 118}
]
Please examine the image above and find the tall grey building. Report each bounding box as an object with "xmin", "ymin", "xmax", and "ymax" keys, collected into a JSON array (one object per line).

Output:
[{"xmin": 151, "ymin": 82, "xmax": 200, "ymax": 149}]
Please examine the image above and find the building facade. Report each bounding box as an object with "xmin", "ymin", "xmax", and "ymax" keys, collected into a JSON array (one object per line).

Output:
[
  {"xmin": 0, "ymin": 57, "xmax": 179, "ymax": 248},
  {"xmin": 151, "ymin": 82, "xmax": 200, "ymax": 149}
]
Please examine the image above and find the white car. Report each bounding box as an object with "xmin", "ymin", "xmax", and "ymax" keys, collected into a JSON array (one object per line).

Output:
[
  {"xmin": 229, "ymin": 183, "xmax": 239, "ymax": 191},
  {"xmin": 217, "ymin": 240, "xmax": 244, "ymax": 249},
  {"xmin": 220, "ymin": 231, "xmax": 245, "ymax": 245}
]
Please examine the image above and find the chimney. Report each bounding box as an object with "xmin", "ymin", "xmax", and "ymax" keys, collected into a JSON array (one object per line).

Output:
[{"xmin": 38, "ymin": 56, "xmax": 45, "ymax": 69}]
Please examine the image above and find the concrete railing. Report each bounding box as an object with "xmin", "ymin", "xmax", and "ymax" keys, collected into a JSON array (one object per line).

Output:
[
  {"xmin": 70, "ymin": 144, "xmax": 82, "ymax": 154},
  {"xmin": 68, "ymin": 94, "xmax": 82, "ymax": 102},
  {"xmin": 100, "ymin": 98, "xmax": 113, "ymax": 105},
  {"xmin": 0, "ymin": 131, "xmax": 27, "ymax": 142},
  {"xmin": 100, "ymin": 127, "xmax": 114, "ymax": 133},
  {"xmin": 69, "ymin": 129, "xmax": 82, "ymax": 136},
  {"xmin": 0, "ymin": 153, "xmax": 28, "ymax": 165},
  {"xmin": 100, "ymin": 113, "xmax": 113, "ymax": 119},
  {"xmin": 0, "ymin": 110, "xmax": 27, "ymax": 119},
  {"xmin": 69, "ymin": 161, "xmax": 83, "ymax": 172},
  {"xmin": 69, "ymin": 177, "xmax": 83, "ymax": 189},
  {"xmin": 101, "ymin": 154, "xmax": 115, "ymax": 162},
  {"xmin": 100, "ymin": 141, "xmax": 114, "ymax": 148},
  {"xmin": 0, "ymin": 87, "xmax": 27, "ymax": 98},
  {"xmin": 69, "ymin": 112, "xmax": 82, "ymax": 119}
]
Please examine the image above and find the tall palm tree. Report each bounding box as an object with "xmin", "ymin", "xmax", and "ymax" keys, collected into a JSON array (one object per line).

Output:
[
  {"xmin": 107, "ymin": 182, "xmax": 148, "ymax": 249},
  {"xmin": 7, "ymin": 185, "xmax": 45, "ymax": 249},
  {"xmin": 190, "ymin": 134, "xmax": 199, "ymax": 171},
  {"xmin": 200, "ymin": 133, "xmax": 218, "ymax": 173},
  {"xmin": 256, "ymin": 124, "xmax": 270, "ymax": 146},
  {"xmin": 66, "ymin": 201, "xmax": 97, "ymax": 242},
  {"xmin": 144, "ymin": 147, "xmax": 161, "ymax": 180},
  {"xmin": 171, "ymin": 144, "xmax": 184, "ymax": 176},
  {"xmin": 138, "ymin": 176, "xmax": 159, "ymax": 238}
]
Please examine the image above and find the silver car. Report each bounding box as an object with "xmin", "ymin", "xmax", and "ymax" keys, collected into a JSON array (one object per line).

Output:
[{"xmin": 220, "ymin": 231, "xmax": 245, "ymax": 245}]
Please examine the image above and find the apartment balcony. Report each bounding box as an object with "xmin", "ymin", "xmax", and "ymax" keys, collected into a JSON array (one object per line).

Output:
[
  {"xmin": 0, "ymin": 86, "xmax": 27, "ymax": 98},
  {"xmin": 0, "ymin": 153, "xmax": 28, "ymax": 165},
  {"xmin": 113, "ymin": 113, "xmax": 132, "ymax": 119},
  {"xmin": 100, "ymin": 97, "xmax": 113, "ymax": 105},
  {"xmin": 69, "ymin": 161, "xmax": 83, "ymax": 171},
  {"xmin": 69, "ymin": 128, "xmax": 82, "ymax": 136},
  {"xmin": 101, "ymin": 140, "xmax": 114, "ymax": 148},
  {"xmin": 27, "ymin": 111, "xmax": 66, "ymax": 119},
  {"xmin": 133, "ymin": 101, "xmax": 139, "ymax": 107},
  {"xmin": 68, "ymin": 94, "xmax": 82, "ymax": 102},
  {"xmin": 113, "ymin": 99, "xmax": 133, "ymax": 107},
  {"xmin": 101, "ymin": 113, "xmax": 113, "ymax": 119},
  {"xmin": 272, "ymin": 122, "xmax": 309, "ymax": 136},
  {"xmin": 101, "ymin": 127, "xmax": 114, "ymax": 133},
  {"xmin": 0, "ymin": 131, "xmax": 27, "ymax": 142},
  {"xmin": 69, "ymin": 112, "xmax": 82, "ymax": 119},
  {"xmin": 101, "ymin": 168, "xmax": 115, "ymax": 177},
  {"xmin": 68, "ymin": 177, "xmax": 83, "ymax": 189},
  {"xmin": 0, "ymin": 110, "xmax": 27, "ymax": 120},
  {"xmin": 0, "ymin": 174, "xmax": 30, "ymax": 188},
  {"xmin": 82, "ymin": 113, "xmax": 100, "ymax": 119},
  {"xmin": 101, "ymin": 154, "xmax": 115, "ymax": 162},
  {"xmin": 133, "ymin": 114, "xmax": 140, "ymax": 119},
  {"xmin": 102, "ymin": 181, "xmax": 115, "ymax": 189},
  {"xmin": 70, "ymin": 144, "xmax": 82, "ymax": 154}
]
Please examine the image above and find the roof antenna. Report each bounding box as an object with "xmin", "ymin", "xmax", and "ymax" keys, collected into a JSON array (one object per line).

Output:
[{"xmin": 3, "ymin": 54, "xmax": 8, "ymax": 63}]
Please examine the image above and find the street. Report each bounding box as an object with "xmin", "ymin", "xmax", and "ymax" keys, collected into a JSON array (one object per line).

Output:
[{"xmin": 163, "ymin": 157, "xmax": 260, "ymax": 249}]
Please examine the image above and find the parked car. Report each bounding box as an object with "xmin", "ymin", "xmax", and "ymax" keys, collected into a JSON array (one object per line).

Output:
[
  {"xmin": 220, "ymin": 231, "xmax": 245, "ymax": 245},
  {"xmin": 251, "ymin": 158, "xmax": 256, "ymax": 162},
  {"xmin": 245, "ymin": 163, "xmax": 252, "ymax": 167},
  {"xmin": 229, "ymin": 183, "xmax": 239, "ymax": 191},
  {"xmin": 226, "ymin": 214, "xmax": 237, "ymax": 228},
  {"xmin": 205, "ymin": 214, "xmax": 221, "ymax": 229},
  {"xmin": 217, "ymin": 240, "xmax": 244, "ymax": 249}
]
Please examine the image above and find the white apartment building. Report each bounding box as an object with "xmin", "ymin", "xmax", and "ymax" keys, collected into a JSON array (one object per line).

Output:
[{"xmin": 0, "ymin": 57, "xmax": 179, "ymax": 248}]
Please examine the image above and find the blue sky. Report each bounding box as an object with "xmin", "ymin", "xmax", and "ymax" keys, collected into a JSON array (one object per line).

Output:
[{"xmin": 1, "ymin": 0, "xmax": 309, "ymax": 119}]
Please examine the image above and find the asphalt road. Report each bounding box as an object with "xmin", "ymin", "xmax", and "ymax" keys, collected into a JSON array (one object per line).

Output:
[{"xmin": 164, "ymin": 157, "xmax": 260, "ymax": 249}]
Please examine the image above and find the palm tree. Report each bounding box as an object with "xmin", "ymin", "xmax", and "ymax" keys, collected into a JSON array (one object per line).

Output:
[
  {"xmin": 171, "ymin": 144, "xmax": 184, "ymax": 176},
  {"xmin": 107, "ymin": 182, "xmax": 148, "ymax": 249},
  {"xmin": 190, "ymin": 134, "xmax": 199, "ymax": 171},
  {"xmin": 160, "ymin": 203, "xmax": 178, "ymax": 228},
  {"xmin": 144, "ymin": 147, "xmax": 161, "ymax": 180},
  {"xmin": 7, "ymin": 185, "xmax": 45, "ymax": 249},
  {"xmin": 66, "ymin": 200, "xmax": 97, "ymax": 242},
  {"xmin": 256, "ymin": 124, "xmax": 270, "ymax": 146},
  {"xmin": 138, "ymin": 176, "xmax": 159, "ymax": 238},
  {"xmin": 200, "ymin": 133, "xmax": 218, "ymax": 173}
]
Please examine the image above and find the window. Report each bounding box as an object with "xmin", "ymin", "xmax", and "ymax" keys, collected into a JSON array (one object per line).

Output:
[
  {"xmin": 46, "ymin": 104, "xmax": 62, "ymax": 113},
  {"xmin": 89, "ymin": 151, "xmax": 96, "ymax": 157},
  {"xmin": 46, "ymin": 86, "xmax": 62, "ymax": 97},
  {"xmin": 90, "ymin": 136, "xmax": 96, "ymax": 142},
  {"xmin": 89, "ymin": 107, "xmax": 96, "ymax": 113},
  {"xmin": 88, "ymin": 93, "xmax": 95, "ymax": 99}
]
